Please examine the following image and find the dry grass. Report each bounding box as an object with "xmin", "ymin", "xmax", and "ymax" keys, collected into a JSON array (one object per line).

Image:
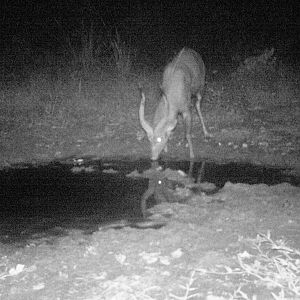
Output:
[
  {"xmin": 237, "ymin": 231, "xmax": 300, "ymax": 299},
  {"xmin": 110, "ymin": 29, "xmax": 135, "ymax": 77},
  {"xmin": 188, "ymin": 231, "xmax": 300, "ymax": 299}
]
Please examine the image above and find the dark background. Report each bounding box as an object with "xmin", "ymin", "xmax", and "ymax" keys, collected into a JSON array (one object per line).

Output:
[{"xmin": 1, "ymin": 0, "xmax": 299, "ymax": 67}]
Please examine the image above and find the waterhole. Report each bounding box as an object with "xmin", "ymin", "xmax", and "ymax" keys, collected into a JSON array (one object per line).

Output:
[{"xmin": 0, "ymin": 158, "xmax": 298, "ymax": 243}]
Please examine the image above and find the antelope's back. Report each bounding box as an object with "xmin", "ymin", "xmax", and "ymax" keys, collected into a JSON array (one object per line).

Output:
[{"xmin": 163, "ymin": 48, "xmax": 206, "ymax": 95}]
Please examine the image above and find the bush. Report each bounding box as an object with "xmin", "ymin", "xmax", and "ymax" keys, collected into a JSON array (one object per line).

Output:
[{"xmin": 229, "ymin": 48, "xmax": 298, "ymax": 109}]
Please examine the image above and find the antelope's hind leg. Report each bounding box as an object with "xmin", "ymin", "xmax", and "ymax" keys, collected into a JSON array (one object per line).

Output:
[{"xmin": 195, "ymin": 93, "xmax": 213, "ymax": 138}]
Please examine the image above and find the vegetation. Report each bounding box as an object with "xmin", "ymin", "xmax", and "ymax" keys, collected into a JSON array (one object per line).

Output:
[{"xmin": 0, "ymin": 26, "xmax": 299, "ymax": 167}]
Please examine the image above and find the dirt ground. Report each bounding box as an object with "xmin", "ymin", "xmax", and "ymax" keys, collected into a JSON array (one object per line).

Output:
[{"xmin": 0, "ymin": 50, "xmax": 300, "ymax": 299}]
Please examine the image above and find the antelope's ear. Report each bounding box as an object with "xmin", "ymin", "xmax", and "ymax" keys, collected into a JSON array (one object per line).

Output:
[
  {"xmin": 166, "ymin": 119, "xmax": 177, "ymax": 135},
  {"xmin": 162, "ymin": 94, "xmax": 168, "ymax": 106},
  {"xmin": 146, "ymin": 131, "xmax": 154, "ymax": 140},
  {"xmin": 159, "ymin": 84, "xmax": 164, "ymax": 93},
  {"xmin": 161, "ymin": 94, "xmax": 171, "ymax": 115}
]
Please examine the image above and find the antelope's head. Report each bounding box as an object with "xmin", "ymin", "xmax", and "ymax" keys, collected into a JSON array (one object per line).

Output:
[{"xmin": 139, "ymin": 92, "xmax": 177, "ymax": 160}]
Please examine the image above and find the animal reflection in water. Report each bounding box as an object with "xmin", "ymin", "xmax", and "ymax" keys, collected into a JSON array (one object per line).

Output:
[{"xmin": 140, "ymin": 161, "xmax": 219, "ymax": 218}]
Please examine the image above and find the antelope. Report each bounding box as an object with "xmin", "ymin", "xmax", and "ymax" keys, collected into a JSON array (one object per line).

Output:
[{"xmin": 139, "ymin": 48, "xmax": 212, "ymax": 160}]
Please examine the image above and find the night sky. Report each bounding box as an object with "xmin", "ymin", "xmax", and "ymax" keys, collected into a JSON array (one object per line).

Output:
[{"xmin": 1, "ymin": 0, "xmax": 299, "ymax": 63}]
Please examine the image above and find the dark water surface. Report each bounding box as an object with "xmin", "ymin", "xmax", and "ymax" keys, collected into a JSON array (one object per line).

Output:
[{"xmin": 0, "ymin": 158, "xmax": 299, "ymax": 244}]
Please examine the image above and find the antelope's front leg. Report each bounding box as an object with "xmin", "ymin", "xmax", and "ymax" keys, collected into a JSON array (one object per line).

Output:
[{"xmin": 183, "ymin": 111, "xmax": 194, "ymax": 159}]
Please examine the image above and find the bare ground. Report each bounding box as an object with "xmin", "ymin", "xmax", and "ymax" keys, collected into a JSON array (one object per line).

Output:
[{"xmin": 0, "ymin": 177, "xmax": 299, "ymax": 299}]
